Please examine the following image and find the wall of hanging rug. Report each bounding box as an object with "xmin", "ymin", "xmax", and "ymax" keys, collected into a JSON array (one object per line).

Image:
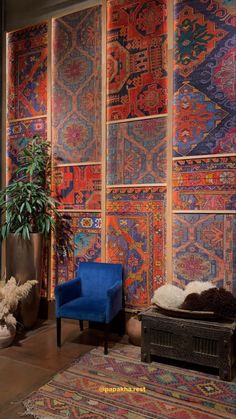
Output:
[
  {"xmin": 173, "ymin": 0, "xmax": 236, "ymax": 296},
  {"xmin": 0, "ymin": 2, "xmax": 3, "ymax": 274},
  {"xmin": 51, "ymin": 5, "xmax": 103, "ymax": 299},
  {"xmin": 6, "ymin": 23, "xmax": 49, "ymax": 295},
  {"xmin": 4, "ymin": 0, "xmax": 235, "ymax": 309},
  {"xmin": 106, "ymin": 0, "xmax": 168, "ymax": 309}
]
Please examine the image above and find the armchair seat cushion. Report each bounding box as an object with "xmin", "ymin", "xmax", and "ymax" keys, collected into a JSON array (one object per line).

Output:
[{"xmin": 58, "ymin": 297, "xmax": 107, "ymax": 323}]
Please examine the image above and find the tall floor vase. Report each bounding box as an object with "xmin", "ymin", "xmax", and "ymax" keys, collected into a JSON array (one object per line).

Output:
[{"xmin": 6, "ymin": 233, "xmax": 43, "ymax": 329}]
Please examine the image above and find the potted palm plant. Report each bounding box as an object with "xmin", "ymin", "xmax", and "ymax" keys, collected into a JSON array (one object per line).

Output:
[{"xmin": 0, "ymin": 136, "xmax": 58, "ymax": 328}]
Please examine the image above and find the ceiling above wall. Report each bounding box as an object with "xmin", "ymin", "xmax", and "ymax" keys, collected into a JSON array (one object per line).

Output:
[{"xmin": 4, "ymin": 0, "xmax": 88, "ymax": 31}]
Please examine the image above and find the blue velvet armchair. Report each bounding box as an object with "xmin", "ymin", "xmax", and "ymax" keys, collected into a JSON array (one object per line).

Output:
[{"xmin": 55, "ymin": 261, "xmax": 123, "ymax": 354}]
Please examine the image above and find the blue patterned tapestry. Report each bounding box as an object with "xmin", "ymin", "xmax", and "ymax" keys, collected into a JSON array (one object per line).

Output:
[
  {"xmin": 107, "ymin": 117, "xmax": 167, "ymax": 185},
  {"xmin": 174, "ymin": 0, "xmax": 235, "ymax": 156},
  {"xmin": 52, "ymin": 6, "xmax": 102, "ymax": 163},
  {"xmin": 173, "ymin": 214, "xmax": 236, "ymax": 295}
]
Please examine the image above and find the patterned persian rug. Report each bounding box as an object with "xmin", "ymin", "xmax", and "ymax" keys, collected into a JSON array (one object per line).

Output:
[{"xmin": 23, "ymin": 344, "xmax": 236, "ymax": 418}]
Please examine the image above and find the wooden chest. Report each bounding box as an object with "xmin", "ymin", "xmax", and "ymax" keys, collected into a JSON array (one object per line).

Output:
[{"xmin": 141, "ymin": 307, "xmax": 236, "ymax": 381}]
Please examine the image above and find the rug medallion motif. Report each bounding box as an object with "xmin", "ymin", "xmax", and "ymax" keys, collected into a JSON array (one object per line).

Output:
[
  {"xmin": 107, "ymin": 0, "xmax": 168, "ymax": 120},
  {"xmin": 173, "ymin": 83, "xmax": 228, "ymax": 157},
  {"xmin": 54, "ymin": 165, "xmax": 101, "ymax": 210},
  {"xmin": 173, "ymin": 214, "xmax": 236, "ymax": 295},
  {"xmin": 52, "ymin": 6, "xmax": 102, "ymax": 163},
  {"xmin": 107, "ymin": 117, "xmax": 167, "ymax": 184},
  {"xmin": 174, "ymin": 1, "xmax": 235, "ymax": 156},
  {"xmin": 8, "ymin": 23, "xmax": 48, "ymax": 119},
  {"xmin": 174, "ymin": 4, "xmax": 227, "ymax": 78},
  {"xmin": 106, "ymin": 187, "xmax": 166, "ymax": 309}
]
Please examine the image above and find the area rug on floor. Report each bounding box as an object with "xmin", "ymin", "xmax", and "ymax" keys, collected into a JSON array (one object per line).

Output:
[{"xmin": 23, "ymin": 344, "xmax": 236, "ymax": 418}]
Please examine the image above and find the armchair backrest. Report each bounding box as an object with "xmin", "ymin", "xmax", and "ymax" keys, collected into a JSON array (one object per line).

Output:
[{"xmin": 77, "ymin": 262, "xmax": 122, "ymax": 298}]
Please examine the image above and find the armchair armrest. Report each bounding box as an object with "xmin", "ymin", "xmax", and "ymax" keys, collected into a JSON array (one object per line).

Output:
[
  {"xmin": 106, "ymin": 281, "xmax": 122, "ymax": 322},
  {"xmin": 55, "ymin": 278, "xmax": 81, "ymax": 312},
  {"xmin": 107, "ymin": 281, "xmax": 121, "ymax": 297}
]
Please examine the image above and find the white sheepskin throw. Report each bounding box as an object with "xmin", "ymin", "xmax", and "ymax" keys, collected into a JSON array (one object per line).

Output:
[
  {"xmin": 184, "ymin": 281, "xmax": 215, "ymax": 297},
  {"xmin": 151, "ymin": 284, "xmax": 185, "ymax": 308}
]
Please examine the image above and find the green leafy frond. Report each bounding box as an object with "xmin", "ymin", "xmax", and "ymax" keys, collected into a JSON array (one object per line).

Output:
[{"xmin": 0, "ymin": 136, "xmax": 58, "ymax": 240}]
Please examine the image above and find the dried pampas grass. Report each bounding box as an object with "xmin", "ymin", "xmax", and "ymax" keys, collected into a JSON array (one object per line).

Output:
[{"xmin": 0, "ymin": 277, "xmax": 38, "ymax": 327}]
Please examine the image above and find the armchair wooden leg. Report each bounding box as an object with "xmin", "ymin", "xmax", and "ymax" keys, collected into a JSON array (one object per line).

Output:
[
  {"xmin": 118, "ymin": 309, "xmax": 125, "ymax": 336},
  {"xmin": 104, "ymin": 323, "xmax": 109, "ymax": 355},
  {"xmin": 57, "ymin": 318, "xmax": 61, "ymax": 347},
  {"xmin": 79, "ymin": 320, "xmax": 84, "ymax": 331}
]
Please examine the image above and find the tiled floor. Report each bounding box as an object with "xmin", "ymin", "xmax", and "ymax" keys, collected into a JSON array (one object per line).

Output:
[{"xmin": 0, "ymin": 319, "xmax": 128, "ymax": 418}]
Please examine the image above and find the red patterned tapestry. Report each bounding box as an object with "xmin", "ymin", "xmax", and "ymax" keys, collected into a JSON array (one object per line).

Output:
[
  {"xmin": 8, "ymin": 24, "xmax": 48, "ymax": 120},
  {"xmin": 52, "ymin": 6, "xmax": 102, "ymax": 163},
  {"xmin": 54, "ymin": 165, "xmax": 101, "ymax": 210},
  {"xmin": 106, "ymin": 187, "xmax": 166, "ymax": 309},
  {"xmin": 174, "ymin": 1, "xmax": 235, "ymax": 156},
  {"xmin": 173, "ymin": 157, "xmax": 236, "ymax": 210},
  {"xmin": 107, "ymin": 117, "xmax": 167, "ymax": 184},
  {"xmin": 173, "ymin": 214, "xmax": 236, "ymax": 295},
  {"xmin": 51, "ymin": 213, "xmax": 101, "ymax": 294},
  {"xmin": 107, "ymin": 0, "xmax": 167, "ymax": 121},
  {"xmin": 7, "ymin": 117, "xmax": 47, "ymax": 181}
]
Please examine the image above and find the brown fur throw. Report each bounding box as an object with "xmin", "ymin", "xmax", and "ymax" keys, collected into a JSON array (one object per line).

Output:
[{"xmin": 180, "ymin": 288, "xmax": 236, "ymax": 319}]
